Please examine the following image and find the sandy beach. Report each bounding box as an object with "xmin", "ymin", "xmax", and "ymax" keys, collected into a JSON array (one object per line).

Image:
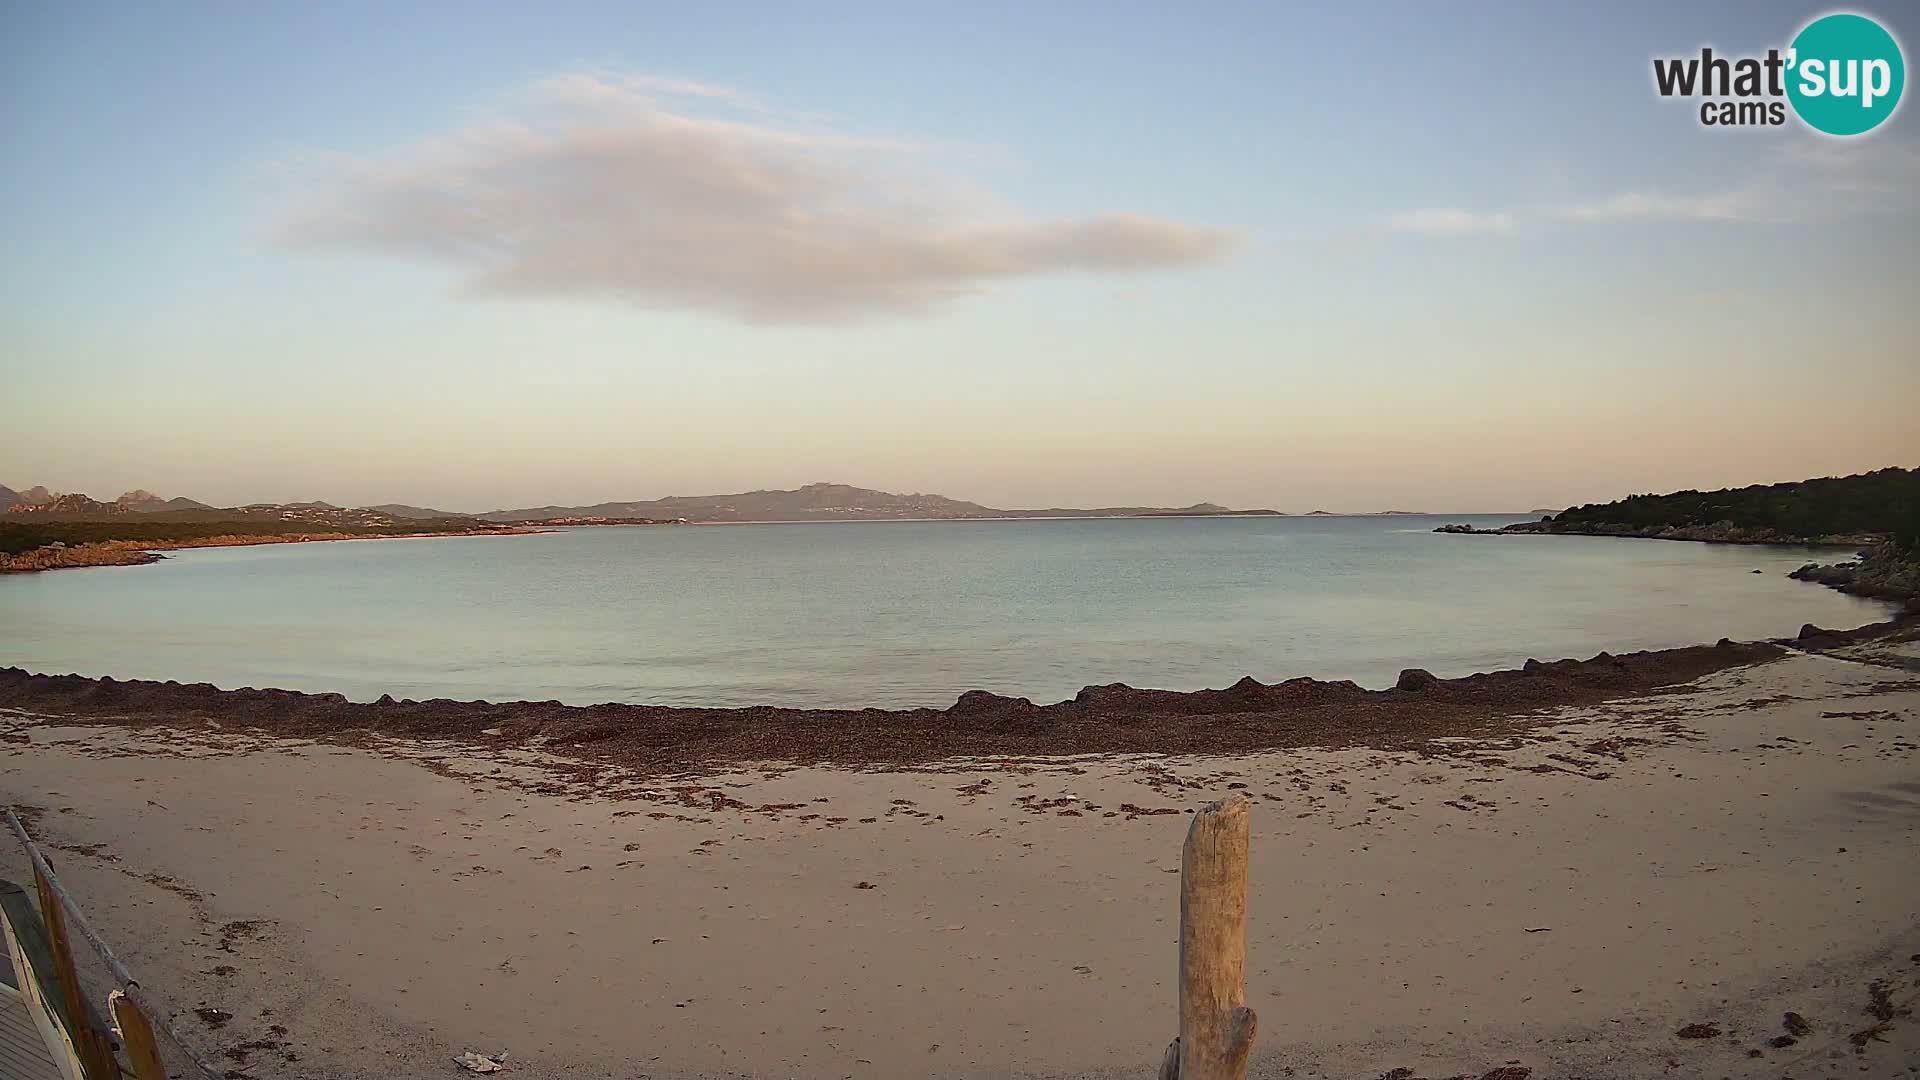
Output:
[{"xmin": 3, "ymin": 632, "xmax": 1917, "ymax": 1079}]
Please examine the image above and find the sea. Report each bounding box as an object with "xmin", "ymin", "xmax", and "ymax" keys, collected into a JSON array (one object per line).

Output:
[{"xmin": 0, "ymin": 515, "xmax": 1891, "ymax": 710}]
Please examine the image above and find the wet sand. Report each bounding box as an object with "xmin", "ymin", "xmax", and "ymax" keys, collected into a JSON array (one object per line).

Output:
[{"xmin": 3, "ymin": 641, "xmax": 1918, "ymax": 1078}]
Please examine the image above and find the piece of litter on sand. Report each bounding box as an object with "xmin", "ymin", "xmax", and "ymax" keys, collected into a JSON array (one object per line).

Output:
[{"xmin": 454, "ymin": 1050, "xmax": 509, "ymax": 1072}]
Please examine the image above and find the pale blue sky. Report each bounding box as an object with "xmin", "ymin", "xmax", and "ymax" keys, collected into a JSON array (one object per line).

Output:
[{"xmin": 3, "ymin": 1, "xmax": 1915, "ymax": 512}]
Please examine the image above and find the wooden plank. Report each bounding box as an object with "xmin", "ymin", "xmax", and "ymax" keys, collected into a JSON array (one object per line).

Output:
[
  {"xmin": 1171, "ymin": 794, "xmax": 1256, "ymax": 1080},
  {"xmin": 0, "ymin": 1039, "xmax": 60, "ymax": 1080},
  {"xmin": 0, "ymin": 884, "xmax": 68, "ymax": 1035},
  {"xmin": 2, "ymin": 908, "xmax": 84, "ymax": 1080},
  {"xmin": 109, "ymin": 992, "xmax": 165, "ymax": 1080},
  {"xmin": 0, "ymin": 987, "xmax": 67, "ymax": 1080},
  {"xmin": 0, "ymin": 989, "xmax": 68, "ymax": 1079},
  {"xmin": 0, "ymin": 1041, "xmax": 52, "ymax": 1079},
  {"xmin": 30, "ymin": 868, "xmax": 118, "ymax": 1080}
]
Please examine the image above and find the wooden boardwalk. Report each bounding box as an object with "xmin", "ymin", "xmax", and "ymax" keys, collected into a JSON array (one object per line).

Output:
[{"xmin": 0, "ymin": 979, "xmax": 64, "ymax": 1080}]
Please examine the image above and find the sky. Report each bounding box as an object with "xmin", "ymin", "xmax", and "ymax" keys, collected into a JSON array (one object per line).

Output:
[{"xmin": 2, "ymin": 1, "xmax": 1916, "ymax": 514}]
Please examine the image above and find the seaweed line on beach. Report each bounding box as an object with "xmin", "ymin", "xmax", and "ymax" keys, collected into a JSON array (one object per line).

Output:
[{"xmin": 7, "ymin": 616, "xmax": 1914, "ymax": 780}]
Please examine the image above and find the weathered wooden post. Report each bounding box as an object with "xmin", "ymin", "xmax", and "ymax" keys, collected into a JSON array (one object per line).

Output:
[
  {"xmin": 33, "ymin": 862, "xmax": 122, "ymax": 1080},
  {"xmin": 111, "ymin": 990, "xmax": 169, "ymax": 1080},
  {"xmin": 1160, "ymin": 794, "xmax": 1256, "ymax": 1080}
]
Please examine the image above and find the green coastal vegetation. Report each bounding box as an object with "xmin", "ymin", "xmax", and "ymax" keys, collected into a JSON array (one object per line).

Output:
[
  {"xmin": 1543, "ymin": 467, "xmax": 1920, "ymax": 548},
  {"xmin": 1501, "ymin": 468, "xmax": 1918, "ymax": 605}
]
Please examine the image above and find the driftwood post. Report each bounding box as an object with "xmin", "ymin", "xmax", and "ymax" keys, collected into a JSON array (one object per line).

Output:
[
  {"xmin": 1160, "ymin": 794, "xmax": 1256, "ymax": 1080},
  {"xmin": 112, "ymin": 989, "xmax": 169, "ymax": 1080}
]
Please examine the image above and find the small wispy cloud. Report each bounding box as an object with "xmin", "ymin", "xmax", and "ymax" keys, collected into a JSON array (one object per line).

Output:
[
  {"xmin": 1380, "ymin": 208, "xmax": 1517, "ymax": 235},
  {"xmin": 533, "ymin": 72, "xmax": 767, "ymax": 112},
  {"xmin": 1378, "ymin": 137, "xmax": 1919, "ymax": 238},
  {"xmin": 272, "ymin": 74, "xmax": 1238, "ymax": 323},
  {"xmin": 1561, "ymin": 190, "xmax": 1757, "ymax": 223}
]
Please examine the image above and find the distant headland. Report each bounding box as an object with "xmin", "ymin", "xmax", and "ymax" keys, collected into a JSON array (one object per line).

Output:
[
  {"xmin": 1433, "ymin": 467, "xmax": 1920, "ymax": 604},
  {"xmin": 0, "ymin": 481, "xmax": 1379, "ymax": 573}
]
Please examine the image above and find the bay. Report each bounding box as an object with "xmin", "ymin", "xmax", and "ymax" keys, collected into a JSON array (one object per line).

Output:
[{"xmin": 0, "ymin": 515, "xmax": 1888, "ymax": 709}]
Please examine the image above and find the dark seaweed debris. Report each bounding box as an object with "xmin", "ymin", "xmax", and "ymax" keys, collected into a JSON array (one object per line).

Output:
[{"xmin": 0, "ymin": 629, "xmax": 1817, "ymax": 776}]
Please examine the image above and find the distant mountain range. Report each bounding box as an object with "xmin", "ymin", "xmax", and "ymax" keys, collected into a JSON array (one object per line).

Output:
[
  {"xmin": 117, "ymin": 489, "xmax": 216, "ymax": 512},
  {"xmin": 517, "ymin": 486, "xmax": 1251, "ymax": 522},
  {"xmin": 3, "ymin": 481, "xmax": 1502, "ymax": 524},
  {"xmin": 376, "ymin": 484, "xmax": 1285, "ymax": 523},
  {"xmin": 0, "ymin": 487, "xmax": 214, "ymax": 515},
  {"xmin": 0, "ymin": 485, "xmax": 48, "ymax": 509}
]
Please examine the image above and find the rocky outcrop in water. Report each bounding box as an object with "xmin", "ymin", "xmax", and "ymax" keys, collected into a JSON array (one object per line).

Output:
[
  {"xmin": 1789, "ymin": 544, "xmax": 1920, "ymax": 604},
  {"xmin": 0, "ymin": 543, "xmax": 168, "ymax": 571}
]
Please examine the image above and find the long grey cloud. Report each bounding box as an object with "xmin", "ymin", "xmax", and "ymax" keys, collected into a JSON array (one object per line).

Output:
[{"xmin": 274, "ymin": 74, "xmax": 1238, "ymax": 323}]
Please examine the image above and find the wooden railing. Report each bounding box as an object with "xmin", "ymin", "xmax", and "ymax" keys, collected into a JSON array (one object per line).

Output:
[
  {"xmin": 7, "ymin": 794, "xmax": 1256, "ymax": 1080},
  {"xmin": 4, "ymin": 807, "xmax": 222, "ymax": 1080}
]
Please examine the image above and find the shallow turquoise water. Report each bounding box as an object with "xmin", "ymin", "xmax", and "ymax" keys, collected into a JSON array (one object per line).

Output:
[{"xmin": 0, "ymin": 516, "xmax": 1890, "ymax": 709}]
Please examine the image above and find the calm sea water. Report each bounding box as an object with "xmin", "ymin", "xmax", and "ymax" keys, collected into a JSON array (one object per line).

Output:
[{"xmin": 0, "ymin": 516, "xmax": 1891, "ymax": 709}]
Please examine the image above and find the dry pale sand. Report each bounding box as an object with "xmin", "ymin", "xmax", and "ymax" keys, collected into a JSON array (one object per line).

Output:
[{"xmin": 3, "ymin": 648, "xmax": 1918, "ymax": 1080}]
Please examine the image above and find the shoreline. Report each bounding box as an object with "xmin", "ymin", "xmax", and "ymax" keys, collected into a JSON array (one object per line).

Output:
[
  {"xmin": 5, "ymin": 614, "xmax": 1915, "ymax": 777},
  {"xmin": 1433, "ymin": 519, "xmax": 1883, "ymax": 547},
  {"xmin": 0, "ymin": 526, "xmax": 534, "ymax": 573},
  {"xmin": 1432, "ymin": 523, "xmax": 1920, "ymax": 605},
  {"xmin": 3, "ymin": 519, "xmax": 1909, "ymax": 769}
]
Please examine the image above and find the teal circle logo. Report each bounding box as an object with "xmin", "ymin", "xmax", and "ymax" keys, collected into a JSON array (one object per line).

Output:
[{"xmin": 1786, "ymin": 13, "xmax": 1905, "ymax": 135}]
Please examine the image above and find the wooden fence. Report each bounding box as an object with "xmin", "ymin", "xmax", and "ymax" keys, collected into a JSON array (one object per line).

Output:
[
  {"xmin": 6, "ymin": 794, "xmax": 1256, "ymax": 1080},
  {"xmin": 4, "ymin": 806, "xmax": 223, "ymax": 1080}
]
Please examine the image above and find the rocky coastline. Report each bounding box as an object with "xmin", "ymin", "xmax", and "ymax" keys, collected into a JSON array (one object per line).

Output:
[
  {"xmin": 1433, "ymin": 520, "xmax": 1919, "ymax": 605},
  {"xmin": 1434, "ymin": 519, "xmax": 1880, "ymax": 545},
  {"xmin": 9, "ymin": 616, "xmax": 1919, "ymax": 775},
  {"xmin": 0, "ymin": 527, "xmax": 530, "ymax": 573},
  {"xmin": 1789, "ymin": 544, "xmax": 1920, "ymax": 602}
]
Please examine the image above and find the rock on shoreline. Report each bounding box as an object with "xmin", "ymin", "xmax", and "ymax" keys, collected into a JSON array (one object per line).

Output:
[
  {"xmin": 0, "ymin": 541, "xmax": 170, "ymax": 571},
  {"xmin": 1790, "ymin": 544, "xmax": 1920, "ymax": 603}
]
